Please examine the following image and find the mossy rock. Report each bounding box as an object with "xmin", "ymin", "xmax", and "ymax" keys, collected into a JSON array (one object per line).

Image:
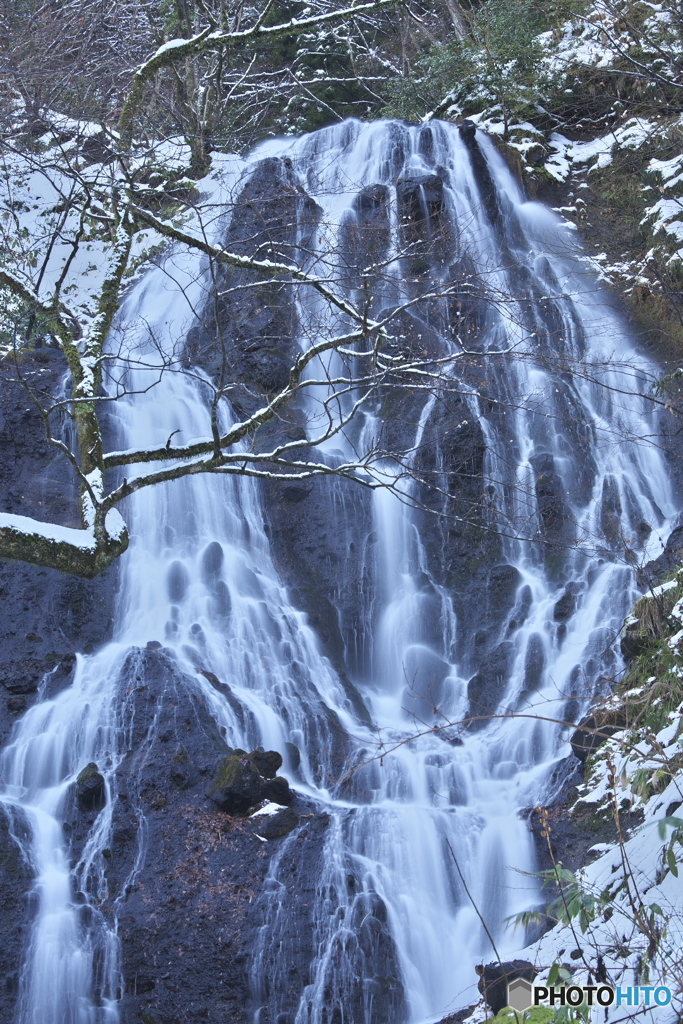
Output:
[
  {"xmin": 210, "ymin": 750, "xmax": 291, "ymax": 815},
  {"xmin": 254, "ymin": 806, "xmax": 299, "ymax": 841},
  {"xmin": 75, "ymin": 762, "xmax": 106, "ymax": 811}
]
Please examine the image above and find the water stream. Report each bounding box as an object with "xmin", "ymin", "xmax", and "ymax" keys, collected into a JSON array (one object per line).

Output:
[{"xmin": 0, "ymin": 119, "xmax": 676, "ymax": 1024}]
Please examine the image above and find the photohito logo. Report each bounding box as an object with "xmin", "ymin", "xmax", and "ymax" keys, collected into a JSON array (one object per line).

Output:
[{"xmin": 507, "ymin": 977, "xmax": 672, "ymax": 1012}]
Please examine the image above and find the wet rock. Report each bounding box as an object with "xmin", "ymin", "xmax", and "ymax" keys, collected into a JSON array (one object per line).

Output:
[
  {"xmin": 620, "ymin": 618, "xmax": 651, "ymax": 661},
  {"xmin": 76, "ymin": 762, "xmax": 106, "ymax": 811},
  {"xmin": 553, "ymin": 588, "xmax": 575, "ymax": 622},
  {"xmin": 476, "ymin": 960, "xmax": 536, "ymax": 1015},
  {"xmin": 396, "ymin": 172, "xmax": 445, "ymax": 246},
  {"xmin": 0, "ymin": 805, "xmax": 34, "ymax": 1022},
  {"xmin": 99, "ymin": 647, "xmax": 296, "ymax": 1024},
  {"xmin": 42, "ymin": 653, "xmax": 78, "ymax": 699},
  {"xmin": 600, "ymin": 474, "xmax": 622, "ymax": 546},
  {"xmin": 0, "ymin": 352, "xmax": 115, "ymax": 747},
  {"xmin": 251, "ymin": 749, "xmax": 283, "ymax": 779},
  {"xmin": 186, "ymin": 156, "xmax": 320, "ymax": 401},
  {"xmin": 285, "ymin": 742, "xmax": 301, "ymax": 771},
  {"xmin": 639, "ymin": 520, "xmax": 683, "ymax": 586},
  {"xmin": 263, "ymin": 775, "xmax": 293, "ymax": 806},
  {"xmin": 254, "ymin": 806, "xmax": 299, "ymax": 841},
  {"xmin": 467, "ymin": 641, "xmax": 514, "ymax": 728},
  {"xmin": 458, "ymin": 120, "xmax": 477, "ymax": 142},
  {"xmin": 166, "ymin": 560, "xmax": 189, "ymax": 602},
  {"xmin": 200, "ymin": 541, "xmax": 224, "ymax": 581},
  {"xmin": 531, "ymin": 453, "xmax": 569, "ymax": 538},
  {"xmin": 210, "ymin": 754, "xmax": 266, "ymax": 814},
  {"xmin": 522, "ymin": 633, "xmax": 546, "ymax": 695},
  {"xmin": 210, "ymin": 751, "xmax": 292, "ymax": 814},
  {"xmin": 338, "ymin": 184, "xmax": 390, "ymax": 290},
  {"xmin": 570, "ymin": 708, "xmax": 628, "ymax": 761},
  {"xmin": 488, "ymin": 564, "xmax": 522, "ymax": 620}
]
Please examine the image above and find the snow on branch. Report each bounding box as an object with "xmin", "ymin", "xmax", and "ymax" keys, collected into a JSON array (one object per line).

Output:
[{"xmin": 0, "ymin": 510, "xmax": 128, "ymax": 577}]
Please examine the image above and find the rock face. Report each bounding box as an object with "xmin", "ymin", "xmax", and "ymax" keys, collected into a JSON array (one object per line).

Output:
[
  {"xmin": 186, "ymin": 156, "xmax": 319, "ymax": 406},
  {"xmin": 0, "ymin": 805, "xmax": 33, "ymax": 1022},
  {"xmin": 0, "ymin": 356, "xmax": 115, "ymax": 743},
  {"xmin": 0, "ymin": 353, "xmax": 117, "ymax": 1020},
  {"xmin": 87, "ymin": 645, "xmax": 327, "ymax": 1024}
]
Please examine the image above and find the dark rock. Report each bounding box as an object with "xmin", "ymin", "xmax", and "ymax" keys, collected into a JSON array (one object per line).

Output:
[
  {"xmin": 0, "ymin": 353, "xmax": 115, "ymax": 747},
  {"xmin": 210, "ymin": 750, "xmax": 291, "ymax": 814},
  {"xmin": 531, "ymin": 453, "xmax": 570, "ymax": 539},
  {"xmin": 338, "ymin": 183, "xmax": 390, "ymax": 291},
  {"xmin": 0, "ymin": 805, "xmax": 34, "ymax": 1022},
  {"xmin": 200, "ymin": 541, "xmax": 224, "ymax": 581},
  {"xmin": 253, "ymin": 826, "xmax": 407, "ymax": 1024},
  {"xmin": 396, "ymin": 172, "xmax": 445, "ymax": 247},
  {"xmin": 7, "ymin": 696, "xmax": 27, "ymax": 715},
  {"xmin": 98, "ymin": 647, "xmax": 277, "ymax": 1024},
  {"xmin": 554, "ymin": 589, "xmax": 576, "ymax": 622},
  {"xmin": 210, "ymin": 754, "xmax": 268, "ymax": 814},
  {"xmin": 639, "ymin": 520, "xmax": 683, "ymax": 586},
  {"xmin": 263, "ymin": 775, "xmax": 293, "ymax": 806},
  {"xmin": 458, "ymin": 120, "xmax": 477, "ymax": 142},
  {"xmin": 488, "ymin": 564, "xmax": 522, "ymax": 620},
  {"xmin": 570, "ymin": 710, "xmax": 627, "ymax": 762},
  {"xmin": 620, "ymin": 618, "xmax": 652, "ymax": 662},
  {"xmin": 186, "ymin": 156, "xmax": 320, "ymax": 400},
  {"xmin": 76, "ymin": 762, "xmax": 106, "ymax": 811},
  {"xmin": 285, "ymin": 742, "xmax": 301, "ymax": 771},
  {"xmin": 438, "ymin": 1007, "xmax": 477, "ymax": 1024},
  {"xmin": 166, "ymin": 560, "xmax": 189, "ymax": 601},
  {"xmin": 251, "ymin": 749, "xmax": 283, "ymax": 779},
  {"xmin": 254, "ymin": 806, "xmax": 299, "ymax": 841},
  {"xmin": 467, "ymin": 641, "xmax": 514, "ymax": 728},
  {"xmin": 42, "ymin": 653, "xmax": 77, "ymax": 700},
  {"xmin": 476, "ymin": 960, "xmax": 536, "ymax": 1014}
]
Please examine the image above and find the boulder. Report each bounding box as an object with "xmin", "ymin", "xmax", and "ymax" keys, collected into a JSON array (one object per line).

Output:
[
  {"xmin": 476, "ymin": 960, "xmax": 536, "ymax": 1015},
  {"xmin": 210, "ymin": 751, "xmax": 292, "ymax": 814},
  {"xmin": 255, "ymin": 806, "xmax": 299, "ymax": 841},
  {"xmin": 570, "ymin": 709, "xmax": 627, "ymax": 762},
  {"xmin": 75, "ymin": 762, "xmax": 106, "ymax": 811},
  {"xmin": 458, "ymin": 120, "xmax": 477, "ymax": 142},
  {"xmin": 438, "ymin": 1008, "xmax": 477, "ymax": 1024},
  {"xmin": 251, "ymin": 749, "xmax": 283, "ymax": 779}
]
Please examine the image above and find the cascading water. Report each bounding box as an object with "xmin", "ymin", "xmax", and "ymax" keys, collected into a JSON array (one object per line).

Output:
[{"xmin": 0, "ymin": 119, "xmax": 676, "ymax": 1024}]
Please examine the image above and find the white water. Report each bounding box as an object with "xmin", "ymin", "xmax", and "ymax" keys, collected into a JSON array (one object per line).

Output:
[{"xmin": 0, "ymin": 121, "xmax": 676, "ymax": 1024}]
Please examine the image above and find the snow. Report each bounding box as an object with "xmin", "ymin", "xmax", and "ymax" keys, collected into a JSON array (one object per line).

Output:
[
  {"xmin": 643, "ymin": 198, "xmax": 683, "ymax": 244},
  {"xmin": 546, "ymin": 120, "xmax": 657, "ymax": 182},
  {"xmin": 0, "ymin": 512, "xmax": 97, "ymax": 551},
  {"xmin": 251, "ymin": 802, "xmax": 284, "ymax": 817}
]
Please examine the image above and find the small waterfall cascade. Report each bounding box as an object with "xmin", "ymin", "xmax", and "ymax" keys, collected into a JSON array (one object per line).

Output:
[{"xmin": 0, "ymin": 120, "xmax": 676, "ymax": 1024}]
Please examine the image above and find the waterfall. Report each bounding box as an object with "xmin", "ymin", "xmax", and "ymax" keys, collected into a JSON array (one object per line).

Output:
[{"xmin": 0, "ymin": 120, "xmax": 675, "ymax": 1024}]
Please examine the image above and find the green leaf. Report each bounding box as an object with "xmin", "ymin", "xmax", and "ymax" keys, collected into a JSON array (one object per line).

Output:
[
  {"xmin": 666, "ymin": 847, "xmax": 678, "ymax": 877},
  {"xmin": 657, "ymin": 815, "xmax": 683, "ymax": 839}
]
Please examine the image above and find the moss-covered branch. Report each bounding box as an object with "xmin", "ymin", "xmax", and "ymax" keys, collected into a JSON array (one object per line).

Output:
[{"xmin": 0, "ymin": 512, "xmax": 128, "ymax": 578}]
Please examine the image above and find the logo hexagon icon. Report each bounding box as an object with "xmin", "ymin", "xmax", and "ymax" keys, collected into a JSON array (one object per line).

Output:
[{"xmin": 507, "ymin": 977, "xmax": 533, "ymax": 1012}]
